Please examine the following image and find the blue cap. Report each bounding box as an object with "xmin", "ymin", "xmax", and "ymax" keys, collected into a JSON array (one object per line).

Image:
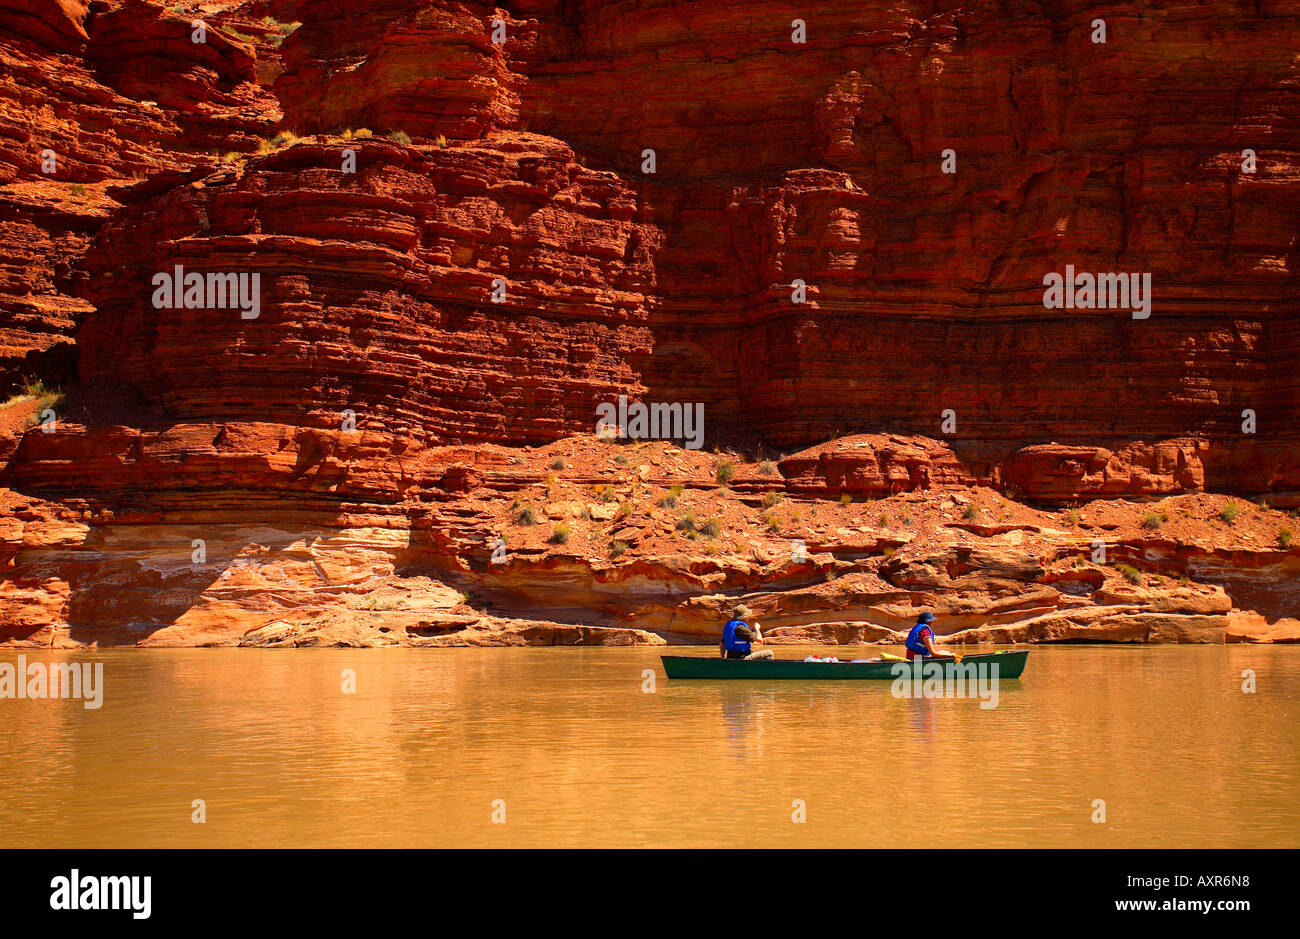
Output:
[{"xmin": 917, "ymin": 611, "xmax": 936, "ymax": 623}]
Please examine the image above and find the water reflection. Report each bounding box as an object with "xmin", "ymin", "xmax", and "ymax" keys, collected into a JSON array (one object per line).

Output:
[{"xmin": 0, "ymin": 646, "xmax": 1295, "ymax": 847}]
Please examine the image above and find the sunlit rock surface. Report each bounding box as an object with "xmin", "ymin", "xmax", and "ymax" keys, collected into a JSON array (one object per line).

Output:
[{"xmin": 0, "ymin": 0, "xmax": 1297, "ymax": 645}]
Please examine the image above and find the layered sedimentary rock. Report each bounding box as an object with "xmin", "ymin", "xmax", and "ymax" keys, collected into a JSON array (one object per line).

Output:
[
  {"xmin": 75, "ymin": 136, "xmax": 658, "ymax": 440},
  {"xmin": 778, "ymin": 433, "xmax": 1211, "ymax": 503},
  {"xmin": 0, "ymin": 0, "xmax": 281, "ymax": 394},
  {"xmin": 1, "ymin": 0, "xmax": 1298, "ymax": 646},
  {"xmin": 4, "ymin": 434, "xmax": 1298, "ymax": 647}
]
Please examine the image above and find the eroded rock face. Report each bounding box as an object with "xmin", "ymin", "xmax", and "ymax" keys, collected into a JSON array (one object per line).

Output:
[
  {"xmin": 74, "ymin": 137, "xmax": 659, "ymax": 443},
  {"xmin": 0, "ymin": 0, "xmax": 1297, "ymax": 645}
]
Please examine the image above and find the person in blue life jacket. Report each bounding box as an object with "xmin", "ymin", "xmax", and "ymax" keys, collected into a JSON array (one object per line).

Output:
[
  {"xmin": 719, "ymin": 604, "xmax": 774, "ymax": 661},
  {"xmin": 904, "ymin": 611, "xmax": 955, "ymax": 661}
]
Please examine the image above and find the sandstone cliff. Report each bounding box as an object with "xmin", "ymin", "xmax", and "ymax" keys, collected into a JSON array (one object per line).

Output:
[{"xmin": 0, "ymin": 0, "xmax": 1297, "ymax": 646}]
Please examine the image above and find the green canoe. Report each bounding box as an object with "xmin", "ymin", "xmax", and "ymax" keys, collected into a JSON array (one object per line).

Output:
[{"xmin": 660, "ymin": 650, "xmax": 1028, "ymax": 680}]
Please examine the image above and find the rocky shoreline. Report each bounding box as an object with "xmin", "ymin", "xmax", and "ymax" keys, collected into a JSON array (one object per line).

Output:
[{"xmin": 3, "ymin": 429, "xmax": 1296, "ymax": 648}]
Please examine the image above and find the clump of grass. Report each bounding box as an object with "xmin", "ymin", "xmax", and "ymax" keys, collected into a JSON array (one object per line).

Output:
[
  {"xmin": 354, "ymin": 128, "xmax": 373, "ymax": 139},
  {"xmin": 825, "ymin": 569, "xmax": 838, "ymax": 581},
  {"xmin": 963, "ymin": 504, "xmax": 978, "ymax": 521},
  {"xmin": 609, "ymin": 540, "xmax": 628, "ymax": 559},
  {"xmin": 1220, "ymin": 502, "xmax": 1239, "ymax": 525},
  {"xmin": 388, "ymin": 130, "xmax": 412, "ymax": 146},
  {"xmin": 878, "ymin": 514, "xmax": 889, "ymax": 529},
  {"xmin": 511, "ymin": 504, "xmax": 538, "ymax": 526},
  {"xmin": 8, "ymin": 378, "xmax": 65, "ymax": 425},
  {"xmin": 258, "ymin": 130, "xmax": 301, "ymax": 153},
  {"xmin": 699, "ymin": 518, "xmax": 721, "ymax": 538},
  {"xmin": 1279, "ymin": 528, "xmax": 1293, "ymax": 550},
  {"xmin": 1141, "ymin": 512, "xmax": 1162, "ymax": 530},
  {"xmin": 613, "ymin": 453, "xmax": 628, "ymax": 466},
  {"xmin": 764, "ymin": 511, "xmax": 781, "ymax": 533},
  {"xmin": 261, "ymin": 17, "xmax": 301, "ymax": 46},
  {"xmin": 758, "ymin": 460, "xmax": 777, "ymax": 476},
  {"xmin": 436, "ymin": 134, "xmax": 448, "ymax": 148},
  {"xmin": 762, "ymin": 491, "xmax": 783, "ymax": 509},
  {"xmin": 69, "ymin": 183, "xmax": 86, "ymax": 198},
  {"xmin": 549, "ymin": 456, "xmax": 566, "ymax": 471},
  {"xmin": 615, "ymin": 501, "xmax": 633, "ymax": 520},
  {"xmin": 1067, "ymin": 508, "xmax": 1080, "ymax": 526},
  {"xmin": 676, "ymin": 512, "xmax": 696, "ymax": 533},
  {"xmin": 840, "ymin": 493, "xmax": 852, "ymax": 506},
  {"xmin": 547, "ymin": 523, "xmax": 570, "ymax": 545},
  {"xmin": 1116, "ymin": 563, "xmax": 1143, "ymax": 585},
  {"xmin": 716, "ymin": 459, "xmax": 735, "ymax": 485},
  {"xmin": 593, "ymin": 484, "xmax": 616, "ymax": 503},
  {"xmin": 658, "ymin": 483, "xmax": 684, "ymax": 509},
  {"xmin": 901, "ymin": 511, "xmax": 913, "ymax": 526}
]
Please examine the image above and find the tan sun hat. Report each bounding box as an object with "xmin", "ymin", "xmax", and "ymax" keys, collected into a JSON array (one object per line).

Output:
[{"xmin": 732, "ymin": 604, "xmax": 752, "ymax": 620}]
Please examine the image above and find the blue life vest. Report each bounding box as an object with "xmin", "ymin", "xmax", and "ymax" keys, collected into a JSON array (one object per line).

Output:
[
  {"xmin": 722, "ymin": 619, "xmax": 751, "ymax": 653},
  {"xmin": 905, "ymin": 621, "xmax": 933, "ymax": 656}
]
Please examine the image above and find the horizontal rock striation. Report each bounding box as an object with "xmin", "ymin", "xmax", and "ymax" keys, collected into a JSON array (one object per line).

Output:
[
  {"xmin": 74, "ymin": 136, "xmax": 659, "ymax": 442},
  {"xmin": 0, "ymin": 0, "xmax": 1297, "ymax": 645}
]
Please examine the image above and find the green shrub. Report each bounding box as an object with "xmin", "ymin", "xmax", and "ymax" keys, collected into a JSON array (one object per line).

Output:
[
  {"xmin": 758, "ymin": 460, "xmax": 777, "ymax": 476},
  {"xmin": 388, "ymin": 130, "xmax": 412, "ymax": 146},
  {"xmin": 512, "ymin": 504, "xmax": 538, "ymax": 526},
  {"xmin": 716, "ymin": 460, "xmax": 735, "ymax": 484},
  {"xmin": 840, "ymin": 493, "xmax": 852, "ymax": 506},
  {"xmin": 699, "ymin": 518, "xmax": 721, "ymax": 538},
  {"xmin": 1279, "ymin": 529, "xmax": 1293, "ymax": 550},
  {"xmin": 1116, "ymin": 563, "xmax": 1143, "ymax": 585},
  {"xmin": 549, "ymin": 456, "xmax": 566, "ymax": 471},
  {"xmin": 1221, "ymin": 502, "xmax": 1239, "ymax": 525},
  {"xmin": 963, "ymin": 504, "xmax": 978, "ymax": 521},
  {"xmin": 1141, "ymin": 512, "xmax": 1161, "ymax": 530},
  {"xmin": 609, "ymin": 540, "xmax": 628, "ymax": 559},
  {"xmin": 547, "ymin": 523, "xmax": 570, "ymax": 545},
  {"xmin": 676, "ymin": 513, "xmax": 696, "ymax": 533},
  {"xmin": 762, "ymin": 491, "xmax": 783, "ymax": 509}
]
